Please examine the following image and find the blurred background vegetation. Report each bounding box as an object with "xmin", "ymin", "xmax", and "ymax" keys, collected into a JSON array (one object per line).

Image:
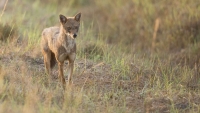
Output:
[
  {"xmin": 39, "ymin": 0, "xmax": 200, "ymax": 52},
  {"xmin": 33, "ymin": 0, "xmax": 200, "ymax": 66},
  {"xmin": 1, "ymin": 0, "xmax": 200, "ymax": 55},
  {"xmin": 34, "ymin": 0, "xmax": 200, "ymax": 65}
]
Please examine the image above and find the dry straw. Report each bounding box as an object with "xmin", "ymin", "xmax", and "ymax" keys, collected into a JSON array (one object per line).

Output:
[
  {"xmin": 0, "ymin": 0, "xmax": 8, "ymax": 22},
  {"xmin": 152, "ymin": 18, "xmax": 160, "ymax": 52}
]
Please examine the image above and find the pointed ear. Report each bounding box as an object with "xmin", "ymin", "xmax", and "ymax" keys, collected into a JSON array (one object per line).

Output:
[
  {"xmin": 59, "ymin": 14, "xmax": 67, "ymax": 24},
  {"xmin": 74, "ymin": 13, "xmax": 81, "ymax": 21}
]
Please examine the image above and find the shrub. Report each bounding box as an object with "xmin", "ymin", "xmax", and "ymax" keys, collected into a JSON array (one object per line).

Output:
[{"xmin": 0, "ymin": 23, "xmax": 18, "ymax": 42}]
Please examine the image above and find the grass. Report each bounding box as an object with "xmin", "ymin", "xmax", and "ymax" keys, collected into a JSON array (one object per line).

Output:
[{"xmin": 0, "ymin": 0, "xmax": 200, "ymax": 113}]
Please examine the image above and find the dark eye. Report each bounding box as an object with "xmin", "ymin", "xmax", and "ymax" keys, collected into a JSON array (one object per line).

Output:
[{"xmin": 67, "ymin": 27, "xmax": 71, "ymax": 30}]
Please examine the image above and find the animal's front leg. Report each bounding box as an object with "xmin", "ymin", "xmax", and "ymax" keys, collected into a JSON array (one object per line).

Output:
[
  {"xmin": 68, "ymin": 60, "xmax": 74, "ymax": 86},
  {"xmin": 67, "ymin": 53, "xmax": 76, "ymax": 86},
  {"xmin": 58, "ymin": 62, "xmax": 66, "ymax": 88}
]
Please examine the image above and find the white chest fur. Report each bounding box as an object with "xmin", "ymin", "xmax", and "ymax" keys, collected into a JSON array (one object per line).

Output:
[{"xmin": 62, "ymin": 35, "xmax": 75, "ymax": 53}]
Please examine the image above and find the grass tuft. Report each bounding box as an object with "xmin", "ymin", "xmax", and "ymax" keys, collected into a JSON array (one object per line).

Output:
[{"xmin": 0, "ymin": 23, "xmax": 18, "ymax": 42}]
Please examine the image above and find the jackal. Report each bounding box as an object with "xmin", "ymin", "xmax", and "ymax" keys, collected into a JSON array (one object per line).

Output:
[{"xmin": 41, "ymin": 13, "xmax": 81, "ymax": 88}]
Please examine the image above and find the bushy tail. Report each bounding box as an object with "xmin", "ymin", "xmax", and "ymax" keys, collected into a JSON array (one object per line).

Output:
[{"xmin": 50, "ymin": 51, "xmax": 57, "ymax": 68}]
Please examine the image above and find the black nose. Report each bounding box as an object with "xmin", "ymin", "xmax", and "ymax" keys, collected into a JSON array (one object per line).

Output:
[{"xmin": 73, "ymin": 34, "xmax": 77, "ymax": 38}]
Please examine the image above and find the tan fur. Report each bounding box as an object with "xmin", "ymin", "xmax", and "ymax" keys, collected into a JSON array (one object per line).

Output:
[{"xmin": 41, "ymin": 13, "xmax": 81, "ymax": 88}]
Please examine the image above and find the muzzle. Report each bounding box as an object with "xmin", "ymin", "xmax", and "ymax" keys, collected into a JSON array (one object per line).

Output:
[{"xmin": 73, "ymin": 34, "xmax": 77, "ymax": 38}]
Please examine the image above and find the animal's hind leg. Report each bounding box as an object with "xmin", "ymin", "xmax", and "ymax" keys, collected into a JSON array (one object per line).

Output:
[{"xmin": 43, "ymin": 51, "xmax": 51, "ymax": 78}]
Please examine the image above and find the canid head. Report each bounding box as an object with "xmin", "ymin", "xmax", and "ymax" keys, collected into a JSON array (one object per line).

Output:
[{"xmin": 59, "ymin": 13, "xmax": 81, "ymax": 39}]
